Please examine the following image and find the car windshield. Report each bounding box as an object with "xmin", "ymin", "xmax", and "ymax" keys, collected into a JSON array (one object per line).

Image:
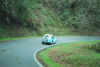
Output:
[
  {"xmin": 43, "ymin": 34, "xmax": 53, "ymax": 38},
  {"xmin": 44, "ymin": 35, "xmax": 49, "ymax": 38}
]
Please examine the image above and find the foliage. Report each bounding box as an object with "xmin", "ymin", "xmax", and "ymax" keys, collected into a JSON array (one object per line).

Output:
[
  {"xmin": 0, "ymin": 0, "xmax": 100, "ymax": 37},
  {"xmin": 38, "ymin": 0, "xmax": 100, "ymax": 34}
]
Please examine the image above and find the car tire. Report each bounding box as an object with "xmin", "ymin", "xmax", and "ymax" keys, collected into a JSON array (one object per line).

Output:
[
  {"xmin": 42, "ymin": 42, "xmax": 45, "ymax": 44},
  {"xmin": 48, "ymin": 42, "xmax": 52, "ymax": 45}
]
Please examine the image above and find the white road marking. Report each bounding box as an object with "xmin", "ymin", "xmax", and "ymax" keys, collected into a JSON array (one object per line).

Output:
[{"xmin": 34, "ymin": 45, "xmax": 54, "ymax": 67}]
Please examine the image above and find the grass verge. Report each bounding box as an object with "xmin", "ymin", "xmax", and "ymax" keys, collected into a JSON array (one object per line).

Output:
[
  {"xmin": 37, "ymin": 41, "xmax": 100, "ymax": 67},
  {"xmin": 0, "ymin": 36, "xmax": 40, "ymax": 42}
]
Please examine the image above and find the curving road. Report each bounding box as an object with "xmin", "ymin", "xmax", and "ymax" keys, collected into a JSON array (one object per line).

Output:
[{"xmin": 0, "ymin": 36, "xmax": 100, "ymax": 67}]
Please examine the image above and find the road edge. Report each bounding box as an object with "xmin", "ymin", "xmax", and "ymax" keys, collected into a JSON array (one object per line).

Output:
[{"xmin": 34, "ymin": 45, "xmax": 54, "ymax": 67}]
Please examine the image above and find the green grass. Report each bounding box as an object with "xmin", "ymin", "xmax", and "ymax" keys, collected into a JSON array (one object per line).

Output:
[
  {"xmin": 37, "ymin": 41, "xmax": 100, "ymax": 67},
  {"xmin": 37, "ymin": 49, "xmax": 63, "ymax": 67},
  {"xmin": 0, "ymin": 36, "xmax": 40, "ymax": 42}
]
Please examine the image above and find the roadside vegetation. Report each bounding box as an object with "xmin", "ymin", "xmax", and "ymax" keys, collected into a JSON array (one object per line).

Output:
[
  {"xmin": 0, "ymin": 0, "xmax": 100, "ymax": 39},
  {"xmin": 0, "ymin": 36, "xmax": 37, "ymax": 42},
  {"xmin": 37, "ymin": 41, "xmax": 100, "ymax": 67}
]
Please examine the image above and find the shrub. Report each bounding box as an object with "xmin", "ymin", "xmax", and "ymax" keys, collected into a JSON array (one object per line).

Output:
[
  {"xmin": 85, "ymin": 43, "xmax": 100, "ymax": 52},
  {"xmin": 94, "ymin": 43, "xmax": 100, "ymax": 52}
]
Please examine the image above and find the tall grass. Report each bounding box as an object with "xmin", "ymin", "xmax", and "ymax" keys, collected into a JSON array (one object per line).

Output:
[{"xmin": 84, "ymin": 42, "xmax": 100, "ymax": 52}]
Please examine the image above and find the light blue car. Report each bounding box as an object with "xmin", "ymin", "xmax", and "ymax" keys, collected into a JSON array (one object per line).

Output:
[{"xmin": 42, "ymin": 34, "xmax": 56, "ymax": 45}]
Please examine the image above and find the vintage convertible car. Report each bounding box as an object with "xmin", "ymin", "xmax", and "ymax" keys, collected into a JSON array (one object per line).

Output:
[{"xmin": 41, "ymin": 34, "xmax": 56, "ymax": 45}]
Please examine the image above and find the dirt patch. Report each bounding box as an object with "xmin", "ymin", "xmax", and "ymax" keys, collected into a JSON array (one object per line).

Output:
[
  {"xmin": 48, "ymin": 48, "xmax": 89, "ymax": 65},
  {"xmin": 49, "ymin": 53, "xmax": 75, "ymax": 63}
]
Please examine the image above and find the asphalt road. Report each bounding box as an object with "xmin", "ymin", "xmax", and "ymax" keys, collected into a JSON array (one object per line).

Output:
[{"xmin": 0, "ymin": 36, "xmax": 100, "ymax": 67}]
